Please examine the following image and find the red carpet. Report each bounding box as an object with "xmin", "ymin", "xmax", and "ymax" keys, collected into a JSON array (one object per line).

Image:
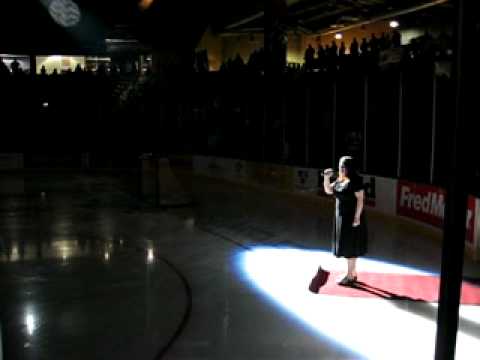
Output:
[{"xmin": 316, "ymin": 272, "xmax": 480, "ymax": 305}]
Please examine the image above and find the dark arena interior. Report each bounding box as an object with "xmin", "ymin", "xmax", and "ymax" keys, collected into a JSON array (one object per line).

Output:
[{"xmin": 1, "ymin": 1, "xmax": 480, "ymax": 359}]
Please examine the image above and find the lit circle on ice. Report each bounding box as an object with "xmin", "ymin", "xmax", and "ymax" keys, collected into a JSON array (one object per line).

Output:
[{"xmin": 48, "ymin": 0, "xmax": 82, "ymax": 28}]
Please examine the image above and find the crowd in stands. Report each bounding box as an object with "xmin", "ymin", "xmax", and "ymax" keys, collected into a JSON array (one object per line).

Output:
[
  {"xmin": 0, "ymin": 58, "xmax": 25, "ymax": 77},
  {"xmin": 194, "ymin": 49, "xmax": 209, "ymax": 72},
  {"xmin": 299, "ymin": 30, "xmax": 452, "ymax": 74},
  {"xmin": 1, "ymin": 29, "xmax": 452, "ymax": 81},
  {"xmin": 0, "ymin": 59, "xmax": 114, "ymax": 115},
  {"xmin": 302, "ymin": 30, "xmax": 401, "ymax": 72},
  {"xmin": 0, "ymin": 57, "xmax": 147, "ymax": 148},
  {"xmin": 194, "ymin": 30, "xmax": 453, "ymax": 76},
  {"xmin": 0, "ymin": 58, "xmax": 149, "ymax": 79},
  {"xmin": 0, "ymin": 28, "xmax": 457, "ymax": 183},
  {"xmin": 219, "ymin": 48, "xmax": 265, "ymax": 74}
]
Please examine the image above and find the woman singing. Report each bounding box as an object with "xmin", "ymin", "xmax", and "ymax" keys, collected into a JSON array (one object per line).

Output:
[{"xmin": 323, "ymin": 156, "xmax": 368, "ymax": 286}]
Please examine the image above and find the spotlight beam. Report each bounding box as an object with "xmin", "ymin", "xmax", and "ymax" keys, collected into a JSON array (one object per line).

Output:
[{"xmin": 238, "ymin": 247, "xmax": 480, "ymax": 359}]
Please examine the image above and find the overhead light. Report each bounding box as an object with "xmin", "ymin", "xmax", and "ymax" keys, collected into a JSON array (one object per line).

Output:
[
  {"xmin": 105, "ymin": 39, "xmax": 139, "ymax": 44},
  {"xmin": 390, "ymin": 20, "xmax": 400, "ymax": 28},
  {"xmin": 25, "ymin": 313, "xmax": 36, "ymax": 335},
  {"xmin": 139, "ymin": 0, "xmax": 154, "ymax": 10},
  {"xmin": 334, "ymin": 33, "xmax": 343, "ymax": 40},
  {"xmin": 147, "ymin": 248, "xmax": 155, "ymax": 263},
  {"xmin": 48, "ymin": 0, "xmax": 82, "ymax": 28}
]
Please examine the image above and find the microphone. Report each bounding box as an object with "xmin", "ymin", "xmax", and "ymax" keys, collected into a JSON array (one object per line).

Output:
[{"xmin": 321, "ymin": 168, "xmax": 338, "ymax": 177}]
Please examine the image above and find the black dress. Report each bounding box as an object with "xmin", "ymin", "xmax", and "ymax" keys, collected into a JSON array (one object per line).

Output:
[{"xmin": 332, "ymin": 176, "xmax": 368, "ymax": 258}]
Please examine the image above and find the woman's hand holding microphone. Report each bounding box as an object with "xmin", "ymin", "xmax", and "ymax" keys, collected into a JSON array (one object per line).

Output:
[
  {"xmin": 353, "ymin": 216, "xmax": 361, "ymax": 227},
  {"xmin": 323, "ymin": 168, "xmax": 335, "ymax": 179}
]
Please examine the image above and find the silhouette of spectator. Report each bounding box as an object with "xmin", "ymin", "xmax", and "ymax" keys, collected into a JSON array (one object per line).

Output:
[
  {"xmin": 247, "ymin": 49, "xmax": 260, "ymax": 72},
  {"xmin": 339, "ymin": 41, "xmax": 346, "ymax": 56},
  {"xmin": 193, "ymin": 52, "xmax": 200, "ymax": 72},
  {"xmin": 200, "ymin": 49, "xmax": 209, "ymax": 72},
  {"xmin": 350, "ymin": 38, "xmax": 359, "ymax": 57},
  {"xmin": 304, "ymin": 44, "xmax": 315, "ymax": 71},
  {"xmin": 317, "ymin": 44, "xmax": 325, "ymax": 58},
  {"xmin": 110, "ymin": 64, "xmax": 119, "ymax": 76},
  {"xmin": 330, "ymin": 40, "xmax": 338, "ymax": 57},
  {"xmin": 409, "ymin": 38, "xmax": 420, "ymax": 60},
  {"xmin": 437, "ymin": 32, "xmax": 452, "ymax": 59},
  {"xmin": 251, "ymin": 48, "xmax": 265, "ymax": 74},
  {"xmin": 360, "ymin": 38, "xmax": 369, "ymax": 55},
  {"xmin": 392, "ymin": 30, "xmax": 401, "ymax": 48},
  {"xmin": 97, "ymin": 63, "xmax": 107, "ymax": 77},
  {"xmin": 0, "ymin": 58, "xmax": 10, "ymax": 77},
  {"xmin": 40, "ymin": 65, "xmax": 47, "ymax": 76},
  {"xmin": 316, "ymin": 44, "xmax": 325, "ymax": 70},
  {"xmin": 227, "ymin": 59, "xmax": 234, "ymax": 72},
  {"xmin": 323, "ymin": 43, "xmax": 332, "ymax": 69},
  {"xmin": 74, "ymin": 63, "xmax": 83, "ymax": 73},
  {"xmin": 232, "ymin": 54, "xmax": 245, "ymax": 73},
  {"xmin": 421, "ymin": 31, "xmax": 436, "ymax": 61},
  {"xmin": 10, "ymin": 59, "xmax": 21, "ymax": 75},
  {"xmin": 379, "ymin": 32, "xmax": 390, "ymax": 51},
  {"xmin": 370, "ymin": 33, "xmax": 379, "ymax": 54},
  {"xmin": 258, "ymin": 47, "xmax": 265, "ymax": 70},
  {"xmin": 220, "ymin": 61, "xmax": 227, "ymax": 72}
]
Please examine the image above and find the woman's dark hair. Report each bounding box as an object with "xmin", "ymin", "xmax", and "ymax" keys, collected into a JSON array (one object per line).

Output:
[{"xmin": 340, "ymin": 156, "xmax": 360, "ymax": 179}]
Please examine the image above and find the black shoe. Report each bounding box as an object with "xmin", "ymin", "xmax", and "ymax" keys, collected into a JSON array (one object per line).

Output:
[{"xmin": 338, "ymin": 275, "xmax": 357, "ymax": 286}]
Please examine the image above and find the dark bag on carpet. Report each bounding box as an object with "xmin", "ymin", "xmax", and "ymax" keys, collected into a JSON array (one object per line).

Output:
[{"xmin": 309, "ymin": 266, "xmax": 330, "ymax": 293}]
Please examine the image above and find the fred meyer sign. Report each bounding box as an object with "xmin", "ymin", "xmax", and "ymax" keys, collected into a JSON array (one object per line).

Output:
[{"xmin": 397, "ymin": 180, "xmax": 475, "ymax": 243}]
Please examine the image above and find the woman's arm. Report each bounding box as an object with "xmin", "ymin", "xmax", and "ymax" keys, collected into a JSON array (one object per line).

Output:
[
  {"xmin": 323, "ymin": 169, "xmax": 335, "ymax": 195},
  {"xmin": 353, "ymin": 190, "xmax": 364, "ymax": 226}
]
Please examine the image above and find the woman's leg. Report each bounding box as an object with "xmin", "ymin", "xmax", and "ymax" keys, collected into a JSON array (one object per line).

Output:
[
  {"xmin": 347, "ymin": 257, "xmax": 357, "ymax": 279},
  {"xmin": 338, "ymin": 257, "xmax": 358, "ymax": 285}
]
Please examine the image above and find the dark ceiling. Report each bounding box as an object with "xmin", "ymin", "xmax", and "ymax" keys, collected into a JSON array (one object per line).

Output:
[{"xmin": 226, "ymin": 0, "xmax": 452, "ymax": 34}]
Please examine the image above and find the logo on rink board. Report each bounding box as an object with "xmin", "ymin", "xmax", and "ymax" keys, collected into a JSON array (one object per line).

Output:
[
  {"xmin": 397, "ymin": 180, "xmax": 475, "ymax": 243},
  {"xmin": 294, "ymin": 168, "xmax": 318, "ymax": 192},
  {"xmin": 298, "ymin": 170, "xmax": 308, "ymax": 185}
]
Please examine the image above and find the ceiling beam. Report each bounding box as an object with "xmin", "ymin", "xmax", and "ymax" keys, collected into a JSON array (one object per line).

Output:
[
  {"xmin": 288, "ymin": 0, "xmax": 332, "ymax": 17},
  {"xmin": 301, "ymin": 6, "xmax": 351, "ymax": 23},
  {"xmin": 319, "ymin": 0, "xmax": 449, "ymax": 35},
  {"xmin": 225, "ymin": 11, "xmax": 265, "ymax": 30},
  {"xmin": 220, "ymin": 29, "xmax": 264, "ymax": 36}
]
